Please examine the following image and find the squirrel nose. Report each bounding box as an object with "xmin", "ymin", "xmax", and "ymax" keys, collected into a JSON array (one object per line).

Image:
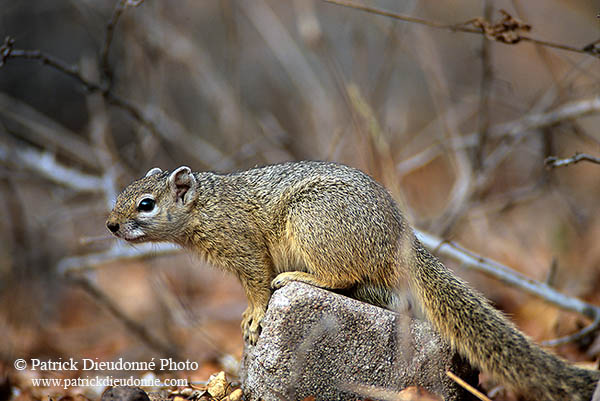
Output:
[{"xmin": 106, "ymin": 221, "xmax": 120, "ymax": 233}]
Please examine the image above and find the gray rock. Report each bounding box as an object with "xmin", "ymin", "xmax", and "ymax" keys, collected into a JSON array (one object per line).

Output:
[{"xmin": 240, "ymin": 282, "xmax": 476, "ymax": 401}]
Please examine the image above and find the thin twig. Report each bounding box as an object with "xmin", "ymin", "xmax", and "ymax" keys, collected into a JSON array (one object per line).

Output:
[
  {"xmin": 540, "ymin": 315, "xmax": 600, "ymax": 347},
  {"xmin": 323, "ymin": 0, "xmax": 469, "ymax": 30},
  {"xmin": 67, "ymin": 272, "xmax": 183, "ymax": 361},
  {"xmin": 462, "ymin": 95, "xmax": 600, "ymax": 199},
  {"xmin": 476, "ymin": 0, "xmax": 493, "ymax": 170},
  {"xmin": 240, "ymin": 0, "xmax": 337, "ymax": 138},
  {"xmin": 1, "ymin": 46, "xmax": 104, "ymax": 92},
  {"xmin": 103, "ymin": 92, "xmax": 164, "ymax": 139},
  {"xmin": 444, "ymin": 95, "xmax": 600, "ymax": 193},
  {"xmin": 135, "ymin": 15, "xmax": 240, "ymax": 168},
  {"xmin": 0, "ymin": 40, "xmax": 169, "ymax": 142},
  {"xmin": 0, "ymin": 0, "xmax": 167, "ymax": 146},
  {"xmin": 100, "ymin": 0, "xmax": 146, "ymax": 87},
  {"xmin": 346, "ymin": 83, "xmax": 400, "ymax": 195},
  {"xmin": 410, "ymin": 26, "xmax": 473, "ymax": 236},
  {"xmin": 322, "ymin": 0, "xmax": 600, "ymax": 59},
  {"xmin": 521, "ymin": 35, "xmax": 599, "ymax": 57},
  {"xmin": 446, "ymin": 371, "xmax": 492, "ymax": 401},
  {"xmin": 62, "ymin": 243, "xmax": 232, "ymax": 360},
  {"xmin": 101, "ymin": 0, "xmax": 126, "ymax": 87},
  {"xmin": 545, "ymin": 153, "xmax": 600, "ymax": 168},
  {"xmin": 398, "ymin": 95, "xmax": 600, "ymax": 174},
  {"xmin": 82, "ymin": 55, "xmax": 122, "ymax": 209}
]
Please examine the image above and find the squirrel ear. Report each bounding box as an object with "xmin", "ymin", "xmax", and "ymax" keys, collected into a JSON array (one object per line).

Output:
[
  {"xmin": 168, "ymin": 166, "xmax": 197, "ymax": 204},
  {"xmin": 145, "ymin": 167, "xmax": 163, "ymax": 177}
]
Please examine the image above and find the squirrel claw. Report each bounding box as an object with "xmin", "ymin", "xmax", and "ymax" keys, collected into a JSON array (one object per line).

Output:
[
  {"xmin": 244, "ymin": 329, "xmax": 260, "ymax": 345},
  {"xmin": 271, "ymin": 272, "xmax": 297, "ymax": 289},
  {"xmin": 271, "ymin": 276, "xmax": 288, "ymax": 289},
  {"xmin": 241, "ymin": 307, "xmax": 264, "ymax": 345}
]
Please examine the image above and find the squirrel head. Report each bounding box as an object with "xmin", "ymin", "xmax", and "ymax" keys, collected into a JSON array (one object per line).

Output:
[{"xmin": 106, "ymin": 166, "xmax": 199, "ymax": 243}]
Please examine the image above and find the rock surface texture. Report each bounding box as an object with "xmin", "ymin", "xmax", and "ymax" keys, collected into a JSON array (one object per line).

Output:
[{"xmin": 241, "ymin": 282, "xmax": 476, "ymax": 401}]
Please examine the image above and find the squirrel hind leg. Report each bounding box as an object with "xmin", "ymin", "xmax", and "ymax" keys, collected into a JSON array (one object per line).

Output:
[{"xmin": 348, "ymin": 284, "xmax": 416, "ymax": 313}]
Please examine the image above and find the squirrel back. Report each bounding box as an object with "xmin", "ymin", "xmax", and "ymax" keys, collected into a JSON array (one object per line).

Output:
[{"xmin": 107, "ymin": 161, "xmax": 600, "ymax": 400}]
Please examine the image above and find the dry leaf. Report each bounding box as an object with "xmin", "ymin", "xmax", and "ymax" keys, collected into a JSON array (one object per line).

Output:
[
  {"xmin": 206, "ymin": 372, "xmax": 228, "ymax": 399},
  {"xmin": 471, "ymin": 9, "xmax": 531, "ymax": 44},
  {"xmin": 224, "ymin": 388, "xmax": 243, "ymax": 401}
]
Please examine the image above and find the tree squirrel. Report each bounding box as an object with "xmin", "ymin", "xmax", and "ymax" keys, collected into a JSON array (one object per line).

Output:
[{"xmin": 107, "ymin": 161, "xmax": 599, "ymax": 400}]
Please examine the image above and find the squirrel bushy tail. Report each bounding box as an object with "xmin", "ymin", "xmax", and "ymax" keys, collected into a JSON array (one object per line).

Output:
[{"xmin": 408, "ymin": 239, "xmax": 600, "ymax": 401}]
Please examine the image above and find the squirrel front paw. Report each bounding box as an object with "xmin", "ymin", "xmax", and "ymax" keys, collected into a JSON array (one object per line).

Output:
[
  {"xmin": 271, "ymin": 271, "xmax": 303, "ymax": 289},
  {"xmin": 272, "ymin": 271, "xmax": 329, "ymax": 289},
  {"xmin": 271, "ymin": 274, "xmax": 289, "ymax": 290},
  {"xmin": 241, "ymin": 307, "xmax": 265, "ymax": 345}
]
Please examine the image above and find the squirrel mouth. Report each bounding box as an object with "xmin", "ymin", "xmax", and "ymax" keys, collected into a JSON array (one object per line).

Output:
[
  {"xmin": 114, "ymin": 229, "xmax": 146, "ymax": 243},
  {"xmin": 121, "ymin": 233, "xmax": 146, "ymax": 243}
]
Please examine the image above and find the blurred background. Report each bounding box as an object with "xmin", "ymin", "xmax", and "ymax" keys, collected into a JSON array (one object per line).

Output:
[{"xmin": 0, "ymin": 0, "xmax": 599, "ymax": 399}]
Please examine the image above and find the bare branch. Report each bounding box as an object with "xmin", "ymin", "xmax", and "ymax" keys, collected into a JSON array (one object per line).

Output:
[
  {"xmin": 545, "ymin": 153, "xmax": 600, "ymax": 168},
  {"xmin": 583, "ymin": 37, "xmax": 600, "ymax": 54},
  {"xmin": 1, "ymin": 40, "xmax": 104, "ymax": 92},
  {"xmin": 322, "ymin": 0, "xmax": 600, "ymax": 59},
  {"xmin": 463, "ymin": 95, "xmax": 600, "ymax": 194},
  {"xmin": 0, "ymin": 37, "xmax": 169, "ymax": 145},
  {"xmin": 0, "ymin": 92, "xmax": 98, "ymax": 169},
  {"xmin": 100, "ymin": 0, "xmax": 146, "ymax": 85},
  {"xmin": 82, "ymin": 56, "xmax": 121, "ymax": 209},
  {"xmin": 346, "ymin": 84, "xmax": 400, "ymax": 194},
  {"xmin": 56, "ymin": 242, "xmax": 180, "ymax": 274},
  {"xmin": 400, "ymin": 95, "xmax": 600, "ymax": 173},
  {"xmin": 67, "ymin": 272, "xmax": 183, "ymax": 361},
  {"xmin": 102, "ymin": 0, "xmax": 131, "ymax": 86},
  {"xmin": 475, "ymin": 0, "xmax": 494, "ymax": 170},
  {"xmin": 0, "ymin": 142, "xmax": 104, "ymax": 192},
  {"xmin": 240, "ymin": 0, "xmax": 337, "ymax": 140},
  {"xmin": 489, "ymin": 95, "xmax": 600, "ymax": 139},
  {"xmin": 415, "ymin": 229, "xmax": 600, "ymax": 323},
  {"xmin": 540, "ymin": 317, "xmax": 600, "ymax": 347},
  {"xmin": 395, "ymin": 96, "xmax": 478, "ymax": 175},
  {"xmin": 410, "ymin": 26, "xmax": 473, "ymax": 235},
  {"xmin": 420, "ymin": 223, "xmax": 600, "ymax": 346},
  {"xmin": 143, "ymin": 104, "xmax": 235, "ymax": 171}
]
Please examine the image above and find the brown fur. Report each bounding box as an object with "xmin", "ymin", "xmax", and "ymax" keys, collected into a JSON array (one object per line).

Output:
[{"xmin": 107, "ymin": 161, "xmax": 599, "ymax": 400}]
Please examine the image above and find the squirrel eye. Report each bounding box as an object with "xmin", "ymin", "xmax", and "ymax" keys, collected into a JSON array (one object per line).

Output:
[{"xmin": 137, "ymin": 198, "xmax": 155, "ymax": 212}]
